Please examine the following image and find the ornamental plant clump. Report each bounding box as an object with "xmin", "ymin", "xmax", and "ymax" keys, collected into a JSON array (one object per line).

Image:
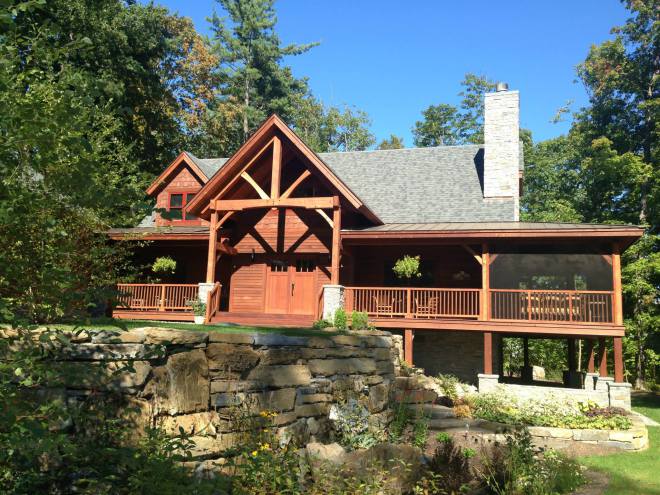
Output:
[
  {"xmin": 152, "ymin": 256, "xmax": 177, "ymax": 274},
  {"xmin": 350, "ymin": 310, "xmax": 369, "ymax": 330},
  {"xmin": 392, "ymin": 255, "xmax": 422, "ymax": 280},
  {"xmin": 471, "ymin": 389, "xmax": 632, "ymax": 430}
]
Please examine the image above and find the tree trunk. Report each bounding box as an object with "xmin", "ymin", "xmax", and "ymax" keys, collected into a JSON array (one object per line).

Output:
[{"xmin": 243, "ymin": 76, "xmax": 250, "ymax": 142}]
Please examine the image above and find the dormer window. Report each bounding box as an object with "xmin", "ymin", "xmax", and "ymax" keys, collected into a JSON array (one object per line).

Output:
[{"xmin": 168, "ymin": 192, "xmax": 197, "ymax": 221}]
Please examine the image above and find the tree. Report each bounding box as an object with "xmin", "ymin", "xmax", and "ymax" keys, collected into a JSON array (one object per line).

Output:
[
  {"xmin": 325, "ymin": 106, "xmax": 375, "ymax": 151},
  {"xmin": 377, "ymin": 135, "xmax": 404, "ymax": 150},
  {"xmin": 523, "ymin": 0, "xmax": 659, "ymax": 387},
  {"xmin": 209, "ymin": 0, "xmax": 318, "ymax": 144},
  {"xmin": 413, "ymin": 74, "xmax": 497, "ymax": 147},
  {"xmin": 413, "ymin": 103, "xmax": 462, "ymax": 146}
]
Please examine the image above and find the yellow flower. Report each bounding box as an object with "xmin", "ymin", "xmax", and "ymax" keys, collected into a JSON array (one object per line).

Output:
[{"xmin": 251, "ymin": 450, "xmax": 258, "ymax": 457}]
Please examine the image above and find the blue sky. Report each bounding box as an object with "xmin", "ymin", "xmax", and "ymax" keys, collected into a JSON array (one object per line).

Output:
[{"xmin": 157, "ymin": 0, "xmax": 629, "ymax": 146}]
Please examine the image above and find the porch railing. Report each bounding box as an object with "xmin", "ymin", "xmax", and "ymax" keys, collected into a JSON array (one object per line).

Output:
[
  {"xmin": 344, "ymin": 287, "xmax": 481, "ymax": 319},
  {"xmin": 205, "ymin": 283, "xmax": 221, "ymax": 322},
  {"xmin": 344, "ymin": 287, "xmax": 614, "ymax": 324},
  {"xmin": 116, "ymin": 284, "xmax": 198, "ymax": 312},
  {"xmin": 490, "ymin": 289, "xmax": 614, "ymax": 323}
]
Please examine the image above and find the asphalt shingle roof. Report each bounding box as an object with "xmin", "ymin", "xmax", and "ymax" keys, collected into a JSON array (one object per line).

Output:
[{"xmin": 185, "ymin": 144, "xmax": 519, "ymax": 224}]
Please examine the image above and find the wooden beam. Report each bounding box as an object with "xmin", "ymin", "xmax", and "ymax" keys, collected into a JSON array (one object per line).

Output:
[
  {"xmin": 404, "ymin": 329, "xmax": 414, "ymax": 366},
  {"xmin": 330, "ymin": 202, "xmax": 341, "ymax": 284},
  {"xmin": 206, "ymin": 211, "xmax": 219, "ymax": 283},
  {"xmin": 484, "ymin": 332, "xmax": 493, "ymax": 374},
  {"xmin": 315, "ymin": 208, "xmax": 334, "ymax": 228},
  {"xmin": 270, "ymin": 136, "xmax": 282, "ymax": 199},
  {"xmin": 612, "ymin": 243, "xmax": 623, "ymax": 325},
  {"xmin": 213, "ymin": 136, "xmax": 275, "ymax": 202},
  {"xmin": 613, "ymin": 336, "xmax": 624, "ymax": 382},
  {"xmin": 461, "ymin": 244, "xmax": 482, "ymax": 265},
  {"xmin": 599, "ymin": 337, "xmax": 608, "ymax": 377},
  {"xmin": 215, "ymin": 211, "xmax": 235, "ymax": 232},
  {"xmin": 480, "ymin": 244, "xmax": 490, "ymax": 321},
  {"xmin": 281, "ymin": 170, "xmax": 311, "ymax": 199},
  {"xmin": 213, "ymin": 197, "xmax": 336, "ymax": 212},
  {"xmin": 240, "ymin": 171, "xmax": 269, "ymax": 200}
]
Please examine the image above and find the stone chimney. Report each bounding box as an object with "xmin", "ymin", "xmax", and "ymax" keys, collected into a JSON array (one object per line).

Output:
[{"xmin": 484, "ymin": 83, "xmax": 520, "ymax": 220}]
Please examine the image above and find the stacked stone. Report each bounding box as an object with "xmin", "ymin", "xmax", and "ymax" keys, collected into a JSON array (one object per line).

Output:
[{"xmin": 16, "ymin": 327, "xmax": 399, "ymax": 465}]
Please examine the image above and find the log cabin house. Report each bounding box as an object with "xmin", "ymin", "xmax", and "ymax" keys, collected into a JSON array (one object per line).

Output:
[{"xmin": 109, "ymin": 84, "xmax": 643, "ymax": 395}]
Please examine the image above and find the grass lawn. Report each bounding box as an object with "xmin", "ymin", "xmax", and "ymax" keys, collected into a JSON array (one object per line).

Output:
[
  {"xmin": 580, "ymin": 392, "xmax": 660, "ymax": 495},
  {"xmin": 39, "ymin": 317, "xmax": 338, "ymax": 338}
]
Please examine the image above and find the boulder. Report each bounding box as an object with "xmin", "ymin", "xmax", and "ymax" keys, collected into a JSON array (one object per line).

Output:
[
  {"xmin": 57, "ymin": 343, "xmax": 153, "ymax": 361},
  {"xmin": 342, "ymin": 443, "xmax": 423, "ymax": 495},
  {"xmin": 143, "ymin": 327, "xmax": 208, "ymax": 346},
  {"xmin": 253, "ymin": 334, "xmax": 309, "ymax": 347},
  {"xmin": 143, "ymin": 349, "xmax": 209, "ymax": 415},
  {"xmin": 49, "ymin": 361, "xmax": 151, "ymax": 391},
  {"xmin": 308, "ymin": 358, "xmax": 377, "ymax": 376},
  {"xmin": 305, "ymin": 442, "xmax": 346, "ymax": 465},
  {"xmin": 259, "ymin": 347, "xmax": 302, "ymax": 365},
  {"xmin": 368, "ymin": 383, "xmax": 390, "ymax": 413},
  {"xmin": 187, "ymin": 433, "xmax": 241, "ymax": 459},
  {"xmin": 91, "ymin": 328, "xmax": 147, "ymax": 344},
  {"xmin": 246, "ymin": 365, "xmax": 311, "ymax": 388},
  {"xmin": 208, "ymin": 332, "xmax": 254, "ymax": 344},
  {"xmin": 157, "ymin": 411, "xmax": 219, "ymax": 436},
  {"xmin": 205, "ymin": 343, "xmax": 260, "ymax": 371}
]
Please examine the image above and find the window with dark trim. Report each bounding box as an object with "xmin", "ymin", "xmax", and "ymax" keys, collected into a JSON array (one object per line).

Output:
[{"xmin": 168, "ymin": 192, "xmax": 198, "ymax": 221}]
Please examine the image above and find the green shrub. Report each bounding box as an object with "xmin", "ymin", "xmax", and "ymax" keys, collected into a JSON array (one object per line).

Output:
[
  {"xmin": 436, "ymin": 373, "xmax": 460, "ymax": 403},
  {"xmin": 152, "ymin": 256, "xmax": 177, "ymax": 274},
  {"xmin": 388, "ymin": 399, "xmax": 412, "ymax": 443},
  {"xmin": 329, "ymin": 399, "xmax": 384, "ymax": 450},
  {"xmin": 412, "ymin": 412, "xmax": 430, "ymax": 449},
  {"xmin": 333, "ymin": 308, "xmax": 347, "ymax": 330},
  {"xmin": 312, "ymin": 318, "xmax": 331, "ymax": 330},
  {"xmin": 350, "ymin": 310, "xmax": 369, "ymax": 330},
  {"xmin": 471, "ymin": 390, "xmax": 632, "ymax": 430},
  {"xmin": 186, "ymin": 299, "xmax": 206, "ymax": 316},
  {"xmin": 482, "ymin": 428, "xmax": 585, "ymax": 495}
]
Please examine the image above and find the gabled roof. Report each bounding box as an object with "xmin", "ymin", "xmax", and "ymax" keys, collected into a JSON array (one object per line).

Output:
[
  {"xmin": 185, "ymin": 115, "xmax": 380, "ymax": 223},
  {"xmin": 145, "ymin": 152, "xmax": 210, "ymax": 196},
  {"xmin": 181, "ymin": 143, "xmax": 519, "ymax": 224}
]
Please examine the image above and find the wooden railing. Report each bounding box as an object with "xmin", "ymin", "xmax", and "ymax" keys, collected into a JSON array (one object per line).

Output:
[
  {"xmin": 205, "ymin": 283, "xmax": 221, "ymax": 323},
  {"xmin": 344, "ymin": 287, "xmax": 614, "ymax": 324},
  {"xmin": 344, "ymin": 287, "xmax": 481, "ymax": 319},
  {"xmin": 116, "ymin": 284, "xmax": 198, "ymax": 312},
  {"xmin": 490, "ymin": 289, "xmax": 614, "ymax": 323}
]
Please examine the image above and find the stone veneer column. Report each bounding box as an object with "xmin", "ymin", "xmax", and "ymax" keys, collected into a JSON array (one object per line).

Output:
[
  {"xmin": 198, "ymin": 283, "xmax": 215, "ymax": 304},
  {"xmin": 608, "ymin": 382, "xmax": 632, "ymax": 411},
  {"xmin": 484, "ymin": 87, "xmax": 520, "ymax": 221},
  {"xmin": 584, "ymin": 372, "xmax": 600, "ymax": 392},
  {"xmin": 478, "ymin": 374, "xmax": 499, "ymax": 393},
  {"xmin": 595, "ymin": 376, "xmax": 614, "ymax": 393},
  {"xmin": 322, "ymin": 285, "xmax": 344, "ymax": 321}
]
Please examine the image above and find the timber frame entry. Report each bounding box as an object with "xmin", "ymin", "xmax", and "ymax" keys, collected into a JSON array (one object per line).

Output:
[{"xmin": 186, "ymin": 115, "xmax": 377, "ymax": 319}]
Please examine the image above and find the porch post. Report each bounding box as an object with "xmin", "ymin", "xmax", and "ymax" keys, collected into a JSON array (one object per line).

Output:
[
  {"xmin": 483, "ymin": 331, "xmax": 493, "ymax": 374},
  {"xmin": 612, "ymin": 243, "xmax": 623, "ymax": 325},
  {"xmin": 206, "ymin": 210, "xmax": 218, "ymax": 283},
  {"xmin": 613, "ymin": 336, "xmax": 624, "ymax": 382},
  {"xmin": 586, "ymin": 339, "xmax": 595, "ymax": 373},
  {"xmin": 598, "ymin": 337, "xmax": 608, "ymax": 377},
  {"xmin": 480, "ymin": 243, "xmax": 490, "ymax": 320},
  {"xmin": 330, "ymin": 198, "xmax": 341, "ymax": 285},
  {"xmin": 404, "ymin": 329, "xmax": 414, "ymax": 366}
]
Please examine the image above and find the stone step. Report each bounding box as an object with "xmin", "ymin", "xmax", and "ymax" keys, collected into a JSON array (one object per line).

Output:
[{"xmin": 407, "ymin": 403, "xmax": 456, "ymax": 419}]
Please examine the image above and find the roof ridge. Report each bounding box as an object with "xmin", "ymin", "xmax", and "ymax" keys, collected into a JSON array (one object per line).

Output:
[{"xmin": 317, "ymin": 143, "xmax": 484, "ymax": 156}]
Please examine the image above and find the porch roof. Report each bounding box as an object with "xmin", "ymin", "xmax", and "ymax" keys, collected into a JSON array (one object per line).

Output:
[{"xmin": 341, "ymin": 221, "xmax": 645, "ymax": 248}]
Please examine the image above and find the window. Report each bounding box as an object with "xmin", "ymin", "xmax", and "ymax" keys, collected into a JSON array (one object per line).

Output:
[
  {"xmin": 270, "ymin": 261, "xmax": 288, "ymax": 272},
  {"xmin": 295, "ymin": 259, "xmax": 315, "ymax": 272},
  {"xmin": 168, "ymin": 192, "xmax": 198, "ymax": 221}
]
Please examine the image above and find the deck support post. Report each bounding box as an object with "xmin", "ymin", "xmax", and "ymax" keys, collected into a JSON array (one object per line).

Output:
[
  {"xmin": 613, "ymin": 336, "xmax": 624, "ymax": 383},
  {"xmin": 206, "ymin": 210, "xmax": 219, "ymax": 283},
  {"xmin": 404, "ymin": 329, "xmax": 414, "ymax": 366},
  {"xmin": 521, "ymin": 336, "xmax": 533, "ymax": 382},
  {"xmin": 330, "ymin": 199, "xmax": 341, "ymax": 285},
  {"xmin": 480, "ymin": 244, "xmax": 490, "ymax": 321},
  {"xmin": 483, "ymin": 331, "xmax": 493, "ymax": 374},
  {"xmin": 598, "ymin": 337, "xmax": 608, "ymax": 377},
  {"xmin": 586, "ymin": 339, "xmax": 595, "ymax": 373},
  {"xmin": 612, "ymin": 243, "xmax": 623, "ymax": 325}
]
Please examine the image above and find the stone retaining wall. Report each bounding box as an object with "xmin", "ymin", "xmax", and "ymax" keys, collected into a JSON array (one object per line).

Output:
[{"xmin": 6, "ymin": 327, "xmax": 401, "ymax": 464}]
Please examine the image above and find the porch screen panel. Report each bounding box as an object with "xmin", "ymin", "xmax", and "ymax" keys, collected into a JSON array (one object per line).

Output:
[{"xmin": 489, "ymin": 245, "xmax": 613, "ymax": 323}]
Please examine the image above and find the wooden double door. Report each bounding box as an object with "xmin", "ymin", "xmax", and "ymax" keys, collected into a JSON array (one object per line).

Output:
[{"xmin": 264, "ymin": 257, "xmax": 317, "ymax": 315}]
